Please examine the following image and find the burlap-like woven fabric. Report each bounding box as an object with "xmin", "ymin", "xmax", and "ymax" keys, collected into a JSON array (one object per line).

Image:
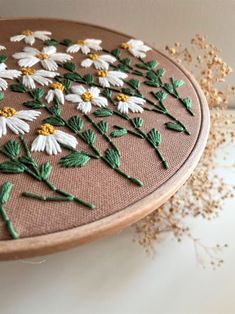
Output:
[{"xmin": 0, "ymin": 18, "xmax": 202, "ymax": 239}]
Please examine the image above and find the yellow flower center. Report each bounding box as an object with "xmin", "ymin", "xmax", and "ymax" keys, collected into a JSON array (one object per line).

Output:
[
  {"xmin": 20, "ymin": 67, "xmax": 36, "ymax": 75},
  {"xmin": 37, "ymin": 124, "xmax": 56, "ymax": 136},
  {"xmin": 0, "ymin": 107, "xmax": 16, "ymax": 118},
  {"xmin": 120, "ymin": 42, "xmax": 132, "ymax": 49},
  {"xmin": 50, "ymin": 82, "xmax": 64, "ymax": 91},
  {"xmin": 97, "ymin": 70, "xmax": 108, "ymax": 77},
  {"xmin": 22, "ymin": 29, "xmax": 33, "ymax": 36},
  {"xmin": 36, "ymin": 53, "xmax": 49, "ymax": 60},
  {"xmin": 76, "ymin": 40, "xmax": 85, "ymax": 46},
  {"xmin": 88, "ymin": 53, "xmax": 99, "ymax": 61},
  {"xmin": 81, "ymin": 91, "xmax": 93, "ymax": 102},
  {"xmin": 115, "ymin": 93, "xmax": 129, "ymax": 102}
]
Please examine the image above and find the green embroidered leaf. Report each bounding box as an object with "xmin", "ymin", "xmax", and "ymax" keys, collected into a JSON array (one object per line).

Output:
[
  {"xmin": 146, "ymin": 60, "xmax": 159, "ymax": 69},
  {"xmin": 173, "ymin": 79, "xmax": 185, "ymax": 88},
  {"xmin": 67, "ymin": 116, "xmax": 84, "ymax": 132},
  {"xmin": 63, "ymin": 62, "xmax": 76, "ymax": 72},
  {"xmin": 63, "ymin": 79, "xmax": 73, "ymax": 91},
  {"xmin": 135, "ymin": 63, "xmax": 149, "ymax": 70},
  {"xmin": 97, "ymin": 121, "xmax": 109, "ymax": 134},
  {"xmin": 156, "ymin": 68, "xmax": 166, "ymax": 77},
  {"xmin": 121, "ymin": 88, "xmax": 134, "ymax": 96},
  {"xmin": 64, "ymin": 72, "xmax": 83, "ymax": 81},
  {"xmin": 111, "ymin": 48, "xmax": 121, "ymax": 58},
  {"xmin": 121, "ymin": 58, "xmax": 131, "ymax": 66},
  {"xmin": 165, "ymin": 122, "xmax": 185, "ymax": 132},
  {"xmin": 105, "ymin": 148, "xmax": 120, "ymax": 168},
  {"xmin": 146, "ymin": 71, "xmax": 157, "ymax": 81},
  {"xmin": 0, "ymin": 91, "xmax": 4, "ymax": 101},
  {"xmin": 60, "ymin": 38, "xmax": 73, "ymax": 46},
  {"xmin": 10, "ymin": 83, "xmax": 26, "ymax": 93},
  {"xmin": 144, "ymin": 80, "xmax": 160, "ymax": 87},
  {"xmin": 48, "ymin": 103, "xmax": 62, "ymax": 115},
  {"xmin": 0, "ymin": 161, "xmax": 25, "ymax": 174},
  {"xmin": 102, "ymin": 88, "xmax": 112, "ymax": 98},
  {"xmin": 81, "ymin": 129, "xmax": 96, "ymax": 145},
  {"xmin": 18, "ymin": 156, "xmax": 38, "ymax": 169},
  {"xmin": 128, "ymin": 79, "xmax": 140, "ymax": 89},
  {"xmin": 147, "ymin": 128, "xmax": 161, "ymax": 146},
  {"xmin": 43, "ymin": 116, "xmax": 65, "ymax": 127},
  {"xmin": 44, "ymin": 39, "xmax": 59, "ymax": 46},
  {"xmin": 164, "ymin": 83, "xmax": 174, "ymax": 93},
  {"xmin": 154, "ymin": 90, "xmax": 168, "ymax": 102},
  {"xmin": 132, "ymin": 117, "xmax": 144, "ymax": 128},
  {"xmin": 0, "ymin": 182, "xmax": 13, "ymax": 205},
  {"xmin": 23, "ymin": 100, "xmax": 45, "ymax": 109},
  {"xmin": 30, "ymin": 88, "xmax": 45, "ymax": 100},
  {"xmin": 94, "ymin": 108, "xmax": 113, "ymax": 117},
  {"xmin": 59, "ymin": 152, "xmax": 91, "ymax": 168},
  {"xmin": 117, "ymin": 64, "xmax": 129, "ymax": 72},
  {"xmin": 40, "ymin": 162, "xmax": 53, "ymax": 180},
  {"xmin": 183, "ymin": 97, "xmax": 192, "ymax": 109},
  {"xmin": 3, "ymin": 140, "xmax": 21, "ymax": 158},
  {"xmin": 0, "ymin": 55, "xmax": 8, "ymax": 63},
  {"xmin": 110, "ymin": 128, "xmax": 127, "ymax": 137},
  {"xmin": 84, "ymin": 73, "xmax": 94, "ymax": 85}
]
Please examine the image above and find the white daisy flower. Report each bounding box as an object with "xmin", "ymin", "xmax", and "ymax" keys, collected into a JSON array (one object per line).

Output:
[
  {"xmin": 0, "ymin": 63, "xmax": 21, "ymax": 91},
  {"xmin": 0, "ymin": 106, "xmax": 40, "ymax": 137},
  {"xmin": 67, "ymin": 39, "xmax": 102, "ymax": 55},
  {"xmin": 81, "ymin": 53, "xmax": 116, "ymax": 70},
  {"xmin": 0, "ymin": 45, "xmax": 6, "ymax": 51},
  {"xmin": 65, "ymin": 85, "xmax": 108, "ymax": 114},
  {"xmin": 120, "ymin": 39, "xmax": 151, "ymax": 58},
  {"xmin": 13, "ymin": 46, "xmax": 73, "ymax": 71},
  {"xmin": 97, "ymin": 70, "xmax": 128, "ymax": 88},
  {"xmin": 45, "ymin": 82, "xmax": 65, "ymax": 105},
  {"xmin": 31, "ymin": 123, "xmax": 78, "ymax": 155},
  {"xmin": 20, "ymin": 67, "xmax": 59, "ymax": 89},
  {"xmin": 10, "ymin": 29, "xmax": 51, "ymax": 46},
  {"xmin": 115, "ymin": 93, "xmax": 145, "ymax": 114}
]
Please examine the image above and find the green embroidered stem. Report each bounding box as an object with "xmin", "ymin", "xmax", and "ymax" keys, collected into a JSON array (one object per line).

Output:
[
  {"xmin": 0, "ymin": 182, "xmax": 19, "ymax": 239},
  {"xmin": 113, "ymin": 125, "xmax": 144, "ymax": 139}
]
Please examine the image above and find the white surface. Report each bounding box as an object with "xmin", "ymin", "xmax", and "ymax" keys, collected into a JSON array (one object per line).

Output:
[{"xmin": 0, "ymin": 141, "xmax": 235, "ymax": 314}]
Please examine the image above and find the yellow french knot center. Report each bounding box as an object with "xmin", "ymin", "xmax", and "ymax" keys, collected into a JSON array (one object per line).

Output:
[
  {"xmin": 76, "ymin": 40, "xmax": 85, "ymax": 46},
  {"xmin": 88, "ymin": 53, "xmax": 99, "ymax": 61},
  {"xmin": 22, "ymin": 29, "xmax": 33, "ymax": 36},
  {"xmin": 120, "ymin": 42, "xmax": 131, "ymax": 49},
  {"xmin": 50, "ymin": 82, "xmax": 64, "ymax": 91},
  {"xmin": 36, "ymin": 53, "xmax": 49, "ymax": 60},
  {"xmin": 115, "ymin": 93, "xmax": 129, "ymax": 102},
  {"xmin": 0, "ymin": 107, "xmax": 16, "ymax": 118},
  {"xmin": 81, "ymin": 91, "xmax": 93, "ymax": 102},
  {"xmin": 37, "ymin": 124, "xmax": 56, "ymax": 136},
  {"xmin": 97, "ymin": 70, "xmax": 108, "ymax": 77},
  {"xmin": 20, "ymin": 67, "xmax": 36, "ymax": 75}
]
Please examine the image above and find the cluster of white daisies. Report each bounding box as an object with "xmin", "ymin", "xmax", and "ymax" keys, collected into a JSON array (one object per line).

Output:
[{"xmin": 0, "ymin": 29, "xmax": 151, "ymax": 155}]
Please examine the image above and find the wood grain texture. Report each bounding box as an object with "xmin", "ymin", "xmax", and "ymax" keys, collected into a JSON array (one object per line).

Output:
[{"xmin": 0, "ymin": 17, "xmax": 210, "ymax": 260}]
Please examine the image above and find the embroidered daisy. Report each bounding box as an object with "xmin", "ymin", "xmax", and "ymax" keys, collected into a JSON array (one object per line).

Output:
[
  {"xmin": 0, "ymin": 107, "xmax": 40, "ymax": 137},
  {"xmin": 65, "ymin": 85, "xmax": 108, "ymax": 114},
  {"xmin": 31, "ymin": 124, "xmax": 78, "ymax": 155},
  {"xmin": 20, "ymin": 67, "xmax": 59, "ymax": 89},
  {"xmin": 120, "ymin": 39, "xmax": 151, "ymax": 58},
  {"xmin": 10, "ymin": 30, "xmax": 51, "ymax": 46},
  {"xmin": 81, "ymin": 53, "xmax": 116, "ymax": 70},
  {"xmin": 45, "ymin": 82, "xmax": 65, "ymax": 105},
  {"xmin": 0, "ymin": 45, "xmax": 6, "ymax": 51},
  {"xmin": 115, "ymin": 93, "xmax": 145, "ymax": 114},
  {"xmin": 0, "ymin": 63, "xmax": 21, "ymax": 91},
  {"xmin": 97, "ymin": 70, "xmax": 128, "ymax": 88},
  {"xmin": 13, "ymin": 46, "xmax": 73, "ymax": 71},
  {"xmin": 67, "ymin": 39, "xmax": 102, "ymax": 54}
]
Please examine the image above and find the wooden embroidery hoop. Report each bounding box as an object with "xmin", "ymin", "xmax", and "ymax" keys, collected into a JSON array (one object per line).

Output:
[{"xmin": 0, "ymin": 17, "xmax": 210, "ymax": 260}]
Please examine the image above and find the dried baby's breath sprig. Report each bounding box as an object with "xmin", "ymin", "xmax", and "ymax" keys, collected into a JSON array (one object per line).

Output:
[{"xmin": 134, "ymin": 34, "xmax": 235, "ymax": 268}]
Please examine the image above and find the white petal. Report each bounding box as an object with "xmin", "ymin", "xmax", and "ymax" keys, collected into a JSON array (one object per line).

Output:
[
  {"xmin": 81, "ymin": 58, "xmax": 93, "ymax": 68},
  {"xmin": 127, "ymin": 101, "xmax": 144, "ymax": 113},
  {"xmin": 0, "ymin": 63, "xmax": 7, "ymax": 71},
  {"xmin": 89, "ymin": 86, "xmax": 100, "ymax": 97},
  {"xmin": 54, "ymin": 130, "xmax": 77, "ymax": 149},
  {"xmin": 31, "ymin": 135, "xmax": 47, "ymax": 152},
  {"xmin": 41, "ymin": 59, "xmax": 58, "ymax": 71},
  {"xmin": 0, "ymin": 117, "xmax": 7, "ymax": 137},
  {"xmin": 92, "ymin": 96, "xmax": 108, "ymax": 108},
  {"xmin": 42, "ymin": 46, "xmax": 56, "ymax": 55},
  {"xmin": 129, "ymin": 96, "xmax": 146, "ymax": 105},
  {"xmin": 129, "ymin": 49, "xmax": 146, "ymax": 58},
  {"xmin": 80, "ymin": 46, "xmax": 90, "ymax": 54},
  {"xmin": 31, "ymin": 74, "xmax": 52, "ymax": 86},
  {"xmin": 12, "ymin": 52, "xmax": 34, "ymax": 59},
  {"xmin": 10, "ymin": 35, "xmax": 25, "ymax": 42},
  {"xmin": 100, "ymin": 55, "xmax": 116, "ymax": 63},
  {"xmin": 71, "ymin": 85, "xmax": 86, "ymax": 95},
  {"xmin": 14, "ymin": 110, "xmax": 41, "ymax": 121},
  {"xmin": 77, "ymin": 101, "xmax": 92, "ymax": 113},
  {"xmin": 22, "ymin": 75, "xmax": 36, "ymax": 89},
  {"xmin": 0, "ymin": 45, "xmax": 6, "ymax": 51},
  {"xmin": 6, "ymin": 117, "xmax": 29, "ymax": 134},
  {"xmin": 66, "ymin": 44, "xmax": 81, "ymax": 53},
  {"xmin": 0, "ymin": 69, "xmax": 21, "ymax": 79},
  {"xmin": 65, "ymin": 94, "xmax": 82, "ymax": 103},
  {"xmin": 46, "ymin": 135, "xmax": 61, "ymax": 155},
  {"xmin": 34, "ymin": 31, "xmax": 51, "ymax": 41},
  {"xmin": 94, "ymin": 59, "xmax": 109, "ymax": 70},
  {"xmin": 54, "ymin": 89, "xmax": 64, "ymax": 105},
  {"xmin": 109, "ymin": 71, "xmax": 128, "ymax": 79},
  {"xmin": 117, "ymin": 102, "xmax": 129, "ymax": 114},
  {"xmin": 18, "ymin": 57, "xmax": 39, "ymax": 67},
  {"xmin": 85, "ymin": 39, "xmax": 102, "ymax": 50},
  {"xmin": 98, "ymin": 77, "xmax": 110, "ymax": 87},
  {"xmin": 45, "ymin": 90, "xmax": 55, "ymax": 103},
  {"xmin": 0, "ymin": 78, "xmax": 8, "ymax": 90},
  {"xmin": 50, "ymin": 53, "xmax": 72, "ymax": 63},
  {"xmin": 36, "ymin": 69, "xmax": 59, "ymax": 78},
  {"xmin": 25, "ymin": 35, "xmax": 35, "ymax": 46}
]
